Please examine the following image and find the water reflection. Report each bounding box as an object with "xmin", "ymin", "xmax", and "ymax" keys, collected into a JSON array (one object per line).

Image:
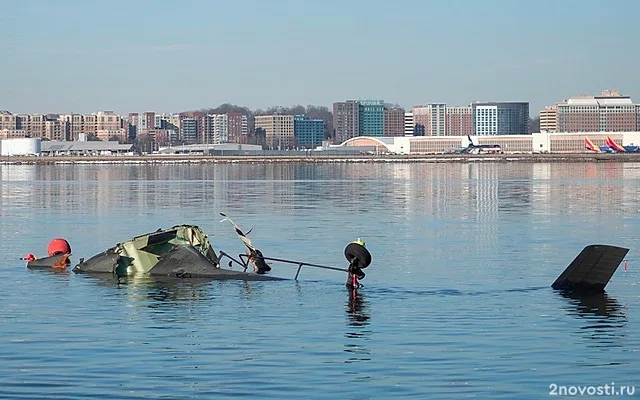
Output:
[
  {"xmin": 79, "ymin": 273, "xmax": 215, "ymax": 305},
  {"xmin": 26, "ymin": 266, "xmax": 72, "ymax": 284},
  {"xmin": 559, "ymin": 290, "xmax": 625, "ymax": 318},
  {"xmin": 346, "ymin": 288, "xmax": 370, "ymax": 327},
  {"xmin": 557, "ymin": 290, "xmax": 628, "ymax": 349},
  {"xmin": 344, "ymin": 289, "xmax": 371, "ymax": 364},
  {"xmin": 3, "ymin": 163, "xmax": 640, "ymax": 224},
  {"xmin": 26, "ymin": 265, "xmax": 70, "ymax": 276}
]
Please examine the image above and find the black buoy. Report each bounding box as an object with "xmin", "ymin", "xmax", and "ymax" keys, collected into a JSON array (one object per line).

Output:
[{"xmin": 344, "ymin": 239, "xmax": 371, "ymax": 288}]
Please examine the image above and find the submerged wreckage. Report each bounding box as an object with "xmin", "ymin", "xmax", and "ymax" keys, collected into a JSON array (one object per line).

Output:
[
  {"xmin": 25, "ymin": 213, "xmax": 372, "ymax": 287},
  {"xmin": 551, "ymin": 244, "xmax": 629, "ymax": 293},
  {"xmin": 25, "ymin": 213, "xmax": 629, "ymax": 294}
]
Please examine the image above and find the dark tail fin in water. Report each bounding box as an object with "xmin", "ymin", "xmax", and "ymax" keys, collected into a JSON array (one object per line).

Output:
[{"xmin": 552, "ymin": 244, "xmax": 629, "ymax": 292}]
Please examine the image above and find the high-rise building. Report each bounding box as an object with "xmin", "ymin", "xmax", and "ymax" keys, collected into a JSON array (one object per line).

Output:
[
  {"xmin": 471, "ymin": 102, "xmax": 529, "ymax": 135},
  {"xmin": 0, "ymin": 110, "xmax": 25, "ymax": 138},
  {"xmin": 151, "ymin": 114, "xmax": 180, "ymax": 141},
  {"xmin": 8, "ymin": 111, "xmax": 45, "ymax": 138},
  {"xmin": 179, "ymin": 112, "xmax": 206, "ymax": 143},
  {"xmin": 227, "ymin": 113, "xmax": 248, "ymax": 144},
  {"xmin": 294, "ymin": 115, "xmax": 325, "ymax": 148},
  {"xmin": 83, "ymin": 114, "xmax": 97, "ymax": 137},
  {"xmin": 45, "ymin": 115, "xmax": 68, "ymax": 141},
  {"xmin": 412, "ymin": 106, "xmax": 430, "ymax": 136},
  {"xmin": 539, "ymin": 105, "xmax": 558, "ymax": 132},
  {"xmin": 155, "ymin": 114, "xmax": 172, "ymax": 129},
  {"xmin": 412, "ymin": 104, "xmax": 446, "ymax": 136},
  {"xmin": 126, "ymin": 113, "xmax": 139, "ymax": 141},
  {"xmin": 0, "ymin": 110, "xmax": 17, "ymax": 131},
  {"xmin": 383, "ymin": 108, "xmax": 405, "ymax": 136},
  {"xmin": 206, "ymin": 114, "xmax": 228, "ymax": 144},
  {"xmin": 359, "ymin": 100, "xmax": 384, "ymax": 136},
  {"xmin": 159, "ymin": 114, "xmax": 180, "ymax": 143},
  {"xmin": 404, "ymin": 112, "xmax": 414, "ymax": 135},
  {"xmin": 333, "ymin": 100, "xmax": 360, "ymax": 143},
  {"xmin": 446, "ymin": 106, "xmax": 473, "ymax": 137},
  {"xmin": 180, "ymin": 118, "xmax": 198, "ymax": 143},
  {"xmin": 428, "ymin": 104, "xmax": 446, "ymax": 136},
  {"xmin": 255, "ymin": 115, "xmax": 295, "ymax": 149},
  {"xmin": 472, "ymin": 105, "xmax": 498, "ymax": 135},
  {"xmin": 14, "ymin": 114, "xmax": 46, "ymax": 138},
  {"xmin": 555, "ymin": 90, "xmax": 638, "ymax": 132},
  {"xmin": 215, "ymin": 115, "xmax": 228, "ymax": 143},
  {"xmin": 30, "ymin": 114, "xmax": 46, "ymax": 138},
  {"xmin": 58, "ymin": 114, "xmax": 86, "ymax": 141},
  {"xmin": 95, "ymin": 111, "xmax": 124, "ymax": 141},
  {"xmin": 141, "ymin": 112, "xmax": 155, "ymax": 131}
]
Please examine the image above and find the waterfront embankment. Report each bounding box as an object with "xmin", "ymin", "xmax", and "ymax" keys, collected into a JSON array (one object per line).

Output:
[{"xmin": 3, "ymin": 153, "xmax": 640, "ymax": 165}]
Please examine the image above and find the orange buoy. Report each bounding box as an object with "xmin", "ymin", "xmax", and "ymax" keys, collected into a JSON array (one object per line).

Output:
[{"xmin": 47, "ymin": 238, "xmax": 71, "ymax": 257}]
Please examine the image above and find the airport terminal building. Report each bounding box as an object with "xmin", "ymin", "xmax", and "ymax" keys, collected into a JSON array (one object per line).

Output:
[
  {"xmin": 339, "ymin": 132, "xmax": 640, "ymax": 155},
  {"xmin": 4, "ymin": 132, "xmax": 640, "ymax": 157}
]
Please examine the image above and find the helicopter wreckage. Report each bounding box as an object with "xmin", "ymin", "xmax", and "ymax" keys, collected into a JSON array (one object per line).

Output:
[
  {"xmin": 25, "ymin": 213, "xmax": 372, "ymax": 288},
  {"xmin": 25, "ymin": 214, "xmax": 629, "ymax": 295}
]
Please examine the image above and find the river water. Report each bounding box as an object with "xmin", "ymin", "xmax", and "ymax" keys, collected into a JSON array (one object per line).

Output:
[{"xmin": 0, "ymin": 162, "xmax": 638, "ymax": 399}]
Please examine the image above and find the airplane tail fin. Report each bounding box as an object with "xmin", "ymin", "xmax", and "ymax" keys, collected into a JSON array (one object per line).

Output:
[
  {"xmin": 552, "ymin": 244, "xmax": 628, "ymax": 292},
  {"xmin": 584, "ymin": 137, "xmax": 599, "ymax": 152},
  {"xmin": 606, "ymin": 136, "xmax": 626, "ymax": 152}
]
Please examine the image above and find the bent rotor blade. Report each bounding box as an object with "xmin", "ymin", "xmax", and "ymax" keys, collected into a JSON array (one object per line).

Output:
[{"xmin": 220, "ymin": 213, "xmax": 256, "ymax": 252}]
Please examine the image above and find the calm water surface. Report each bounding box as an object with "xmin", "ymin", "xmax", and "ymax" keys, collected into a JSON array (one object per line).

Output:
[{"xmin": 0, "ymin": 162, "xmax": 639, "ymax": 399}]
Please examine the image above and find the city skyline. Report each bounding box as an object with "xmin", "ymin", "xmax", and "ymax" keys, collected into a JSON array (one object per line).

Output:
[{"xmin": 1, "ymin": 0, "xmax": 639, "ymax": 115}]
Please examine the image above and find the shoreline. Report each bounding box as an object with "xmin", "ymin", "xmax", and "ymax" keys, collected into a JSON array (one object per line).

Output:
[{"xmin": 2, "ymin": 153, "xmax": 640, "ymax": 165}]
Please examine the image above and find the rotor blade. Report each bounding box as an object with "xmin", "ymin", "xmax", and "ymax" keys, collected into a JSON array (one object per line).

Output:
[{"xmin": 220, "ymin": 213, "xmax": 256, "ymax": 251}]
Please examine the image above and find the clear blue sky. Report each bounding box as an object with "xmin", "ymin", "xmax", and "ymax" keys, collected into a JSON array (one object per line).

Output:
[{"xmin": 1, "ymin": 0, "xmax": 638, "ymax": 115}]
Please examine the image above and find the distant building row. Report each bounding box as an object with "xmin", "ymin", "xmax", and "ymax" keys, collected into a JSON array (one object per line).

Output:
[
  {"xmin": 254, "ymin": 115, "xmax": 325, "ymax": 149},
  {"xmin": 540, "ymin": 90, "xmax": 640, "ymax": 133},
  {"xmin": 0, "ymin": 111, "xmax": 247, "ymax": 148},
  {"xmin": 0, "ymin": 110, "xmax": 327, "ymax": 149},
  {"xmin": 0, "ymin": 111, "xmax": 126, "ymax": 142},
  {"xmin": 332, "ymin": 100, "xmax": 530, "ymax": 142},
  {"xmin": 148, "ymin": 112, "xmax": 249, "ymax": 147},
  {"xmin": 4, "ymin": 90, "xmax": 638, "ymax": 146},
  {"xmin": 177, "ymin": 112, "xmax": 324, "ymax": 149},
  {"xmin": 0, "ymin": 110, "xmax": 253, "ymax": 147}
]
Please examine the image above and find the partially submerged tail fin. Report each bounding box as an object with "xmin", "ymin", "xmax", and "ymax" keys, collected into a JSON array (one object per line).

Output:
[{"xmin": 552, "ymin": 244, "xmax": 629, "ymax": 292}]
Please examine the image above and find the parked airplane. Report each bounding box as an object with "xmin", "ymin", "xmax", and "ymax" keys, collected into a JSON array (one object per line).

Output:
[
  {"xmin": 584, "ymin": 137, "xmax": 613, "ymax": 153},
  {"xmin": 584, "ymin": 137, "xmax": 639, "ymax": 153},
  {"xmin": 455, "ymin": 136, "xmax": 502, "ymax": 154},
  {"xmin": 605, "ymin": 136, "xmax": 639, "ymax": 153}
]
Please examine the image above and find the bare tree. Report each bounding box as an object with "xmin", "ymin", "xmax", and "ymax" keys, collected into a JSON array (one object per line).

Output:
[{"xmin": 134, "ymin": 133, "xmax": 154, "ymax": 154}]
